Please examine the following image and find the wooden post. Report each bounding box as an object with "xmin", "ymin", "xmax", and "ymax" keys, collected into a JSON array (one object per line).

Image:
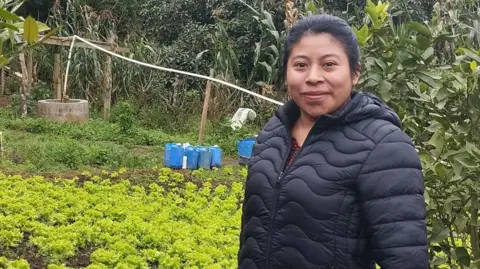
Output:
[
  {"xmin": 39, "ymin": 35, "xmax": 130, "ymax": 53},
  {"xmin": 102, "ymin": 35, "xmax": 115, "ymax": 121},
  {"xmin": 53, "ymin": 53, "xmax": 61, "ymax": 99},
  {"xmin": 27, "ymin": 50, "xmax": 33, "ymax": 92},
  {"xmin": 1, "ymin": 68, "xmax": 4, "ymax": 95},
  {"xmin": 102, "ymin": 33, "xmax": 116, "ymax": 121},
  {"xmin": 18, "ymin": 53, "xmax": 28, "ymax": 118},
  {"xmin": 197, "ymin": 69, "xmax": 214, "ymax": 145},
  {"xmin": 102, "ymin": 54, "xmax": 112, "ymax": 120}
]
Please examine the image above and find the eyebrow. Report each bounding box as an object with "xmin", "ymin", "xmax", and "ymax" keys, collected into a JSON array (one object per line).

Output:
[{"xmin": 291, "ymin": 54, "xmax": 341, "ymax": 60}]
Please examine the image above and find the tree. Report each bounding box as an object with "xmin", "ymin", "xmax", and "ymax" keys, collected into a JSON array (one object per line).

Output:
[{"xmin": 353, "ymin": 0, "xmax": 480, "ymax": 267}]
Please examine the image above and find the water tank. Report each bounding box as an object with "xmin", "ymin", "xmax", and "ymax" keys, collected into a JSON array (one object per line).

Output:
[
  {"xmin": 169, "ymin": 143, "xmax": 184, "ymax": 169},
  {"xmin": 186, "ymin": 146, "xmax": 200, "ymax": 170},
  {"xmin": 198, "ymin": 147, "xmax": 213, "ymax": 170},
  {"xmin": 210, "ymin": 146, "xmax": 222, "ymax": 168},
  {"xmin": 164, "ymin": 143, "xmax": 173, "ymax": 167},
  {"xmin": 237, "ymin": 137, "xmax": 256, "ymax": 165},
  {"xmin": 237, "ymin": 138, "xmax": 255, "ymax": 157}
]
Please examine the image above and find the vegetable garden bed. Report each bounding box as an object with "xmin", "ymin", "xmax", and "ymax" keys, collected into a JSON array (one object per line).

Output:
[{"xmin": 0, "ymin": 167, "xmax": 246, "ymax": 269}]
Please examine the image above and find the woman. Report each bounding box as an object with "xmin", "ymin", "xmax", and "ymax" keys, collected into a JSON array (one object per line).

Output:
[{"xmin": 238, "ymin": 14, "xmax": 428, "ymax": 269}]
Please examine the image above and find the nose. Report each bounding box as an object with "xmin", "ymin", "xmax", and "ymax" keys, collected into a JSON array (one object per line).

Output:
[{"xmin": 305, "ymin": 65, "xmax": 325, "ymax": 84}]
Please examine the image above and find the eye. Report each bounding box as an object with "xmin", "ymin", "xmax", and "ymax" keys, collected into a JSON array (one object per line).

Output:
[
  {"xmin": 323, "ymin": 62, "xmax": 337, "ymax": 68},
  {"xmin": 293, "ymin": 62, "xmax": 307, "ymax": 68}
]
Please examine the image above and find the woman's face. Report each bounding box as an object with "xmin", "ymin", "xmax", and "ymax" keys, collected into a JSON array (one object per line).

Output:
[{"xmin": 286, "ymin": 33, "xmax": 359, "ymax": 119}]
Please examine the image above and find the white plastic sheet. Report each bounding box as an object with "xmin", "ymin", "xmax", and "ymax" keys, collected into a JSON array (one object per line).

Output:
[{"xmin": 230, "ymin": 108, "xmax": 257, "ymax": 130}]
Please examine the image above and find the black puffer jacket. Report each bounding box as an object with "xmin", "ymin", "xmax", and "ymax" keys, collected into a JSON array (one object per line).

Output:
[{"xmin": 238, "ymin": 92, "xmax": 428, "ymax": 269}]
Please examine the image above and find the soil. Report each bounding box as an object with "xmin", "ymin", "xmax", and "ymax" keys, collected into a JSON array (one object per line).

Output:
[
  {"xmin": 0, "ymin": 96, "xmax": 10, "ymax": 106},
  {"xmin": 65, "ymin": 248, "xmax": 93, "ymax": 268},
  {"xmin": 1, "ymin": 233, "xmax": 46, "ymax": 269}
]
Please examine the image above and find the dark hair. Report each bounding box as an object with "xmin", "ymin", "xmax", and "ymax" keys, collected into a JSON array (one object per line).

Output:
[{"xmin": 282, "ymin": 14, "xmax": 361, "ymax": 78}]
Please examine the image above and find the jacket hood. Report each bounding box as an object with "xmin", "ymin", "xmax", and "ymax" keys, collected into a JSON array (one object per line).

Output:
[{"xmin": 275, "ymin": 91, "xmax": 402, "ymax": 130}]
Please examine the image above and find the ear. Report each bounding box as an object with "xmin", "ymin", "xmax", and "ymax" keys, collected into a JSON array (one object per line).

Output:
[
  {"xmin": 352, "ymin": 70, "xmax": 360, "ymax": 86},
  {"xmin": 352, "ymin": 64, "xmax": 361, "ymax": 86}
]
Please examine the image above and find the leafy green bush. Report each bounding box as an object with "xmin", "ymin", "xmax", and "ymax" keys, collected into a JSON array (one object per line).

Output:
[
  {"xmin": 352, "ymin": 0, "xmax": 480, "ymax": 267},
  {"xmin": 110, "ymin": 101, "xmax": 135, "ymax": 134}
]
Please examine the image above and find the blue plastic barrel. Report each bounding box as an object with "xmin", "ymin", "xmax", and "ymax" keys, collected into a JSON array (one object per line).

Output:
[
  {"xmin": 210, "ymin": 146, "xmax": 223, "ymax": 168},
  {"xmin": 170, "ymin": 143, "xmax": 184, "ymax": 169},
  {"xmin": 237, "ymin": 138, "xmax": 255, "ymax": 158},
  {"xmin": 237, "ymin": 137, "xmax": 255, "ymax": 166},
  {"xmin": 164, "ymin": 143, "xmax": 173, "ymax": 167},
  {"xmin": 186, "ymin": 146, "xmax": 200, "ymax": 170},
  {"xmin": 198, "ymin": 147, "xmax": 212, "ymax": 170}
]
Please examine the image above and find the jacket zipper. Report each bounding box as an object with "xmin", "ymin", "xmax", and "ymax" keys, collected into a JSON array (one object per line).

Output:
[
  {"xmin": 264, "ymin": 126, "xmax": 316, "ymax": 268},
  {"xmin": 264, "ymin": 147, "xmax": 290, "ymax": 269}
]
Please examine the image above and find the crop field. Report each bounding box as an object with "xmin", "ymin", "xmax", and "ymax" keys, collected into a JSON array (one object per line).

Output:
[{"xmin": 0, "ymin": 166, "xmax": 246, "ymax": 269}]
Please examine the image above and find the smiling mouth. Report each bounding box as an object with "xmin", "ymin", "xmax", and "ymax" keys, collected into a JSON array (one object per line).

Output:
[{"xmin": 301, "ymin": 92, "xmax": 329, "ymax": 100}]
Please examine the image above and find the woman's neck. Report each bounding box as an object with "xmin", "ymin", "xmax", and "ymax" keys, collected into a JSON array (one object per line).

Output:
[
  {"xmin": 292, "ymin": 112, "xmax": 317, "ymax": 146},
  {"xmin": 291, "ymin": 94, "xmax": 353, "ymax": 145},
  {"xmin": 298, "ymin": 111, "xmax": 317, "ymax": 130}
]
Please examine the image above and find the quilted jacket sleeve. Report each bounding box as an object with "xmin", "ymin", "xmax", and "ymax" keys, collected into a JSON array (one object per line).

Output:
[{"xmin": 357, "ymin": 129, "xmax": 428, "ymax": 269}]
